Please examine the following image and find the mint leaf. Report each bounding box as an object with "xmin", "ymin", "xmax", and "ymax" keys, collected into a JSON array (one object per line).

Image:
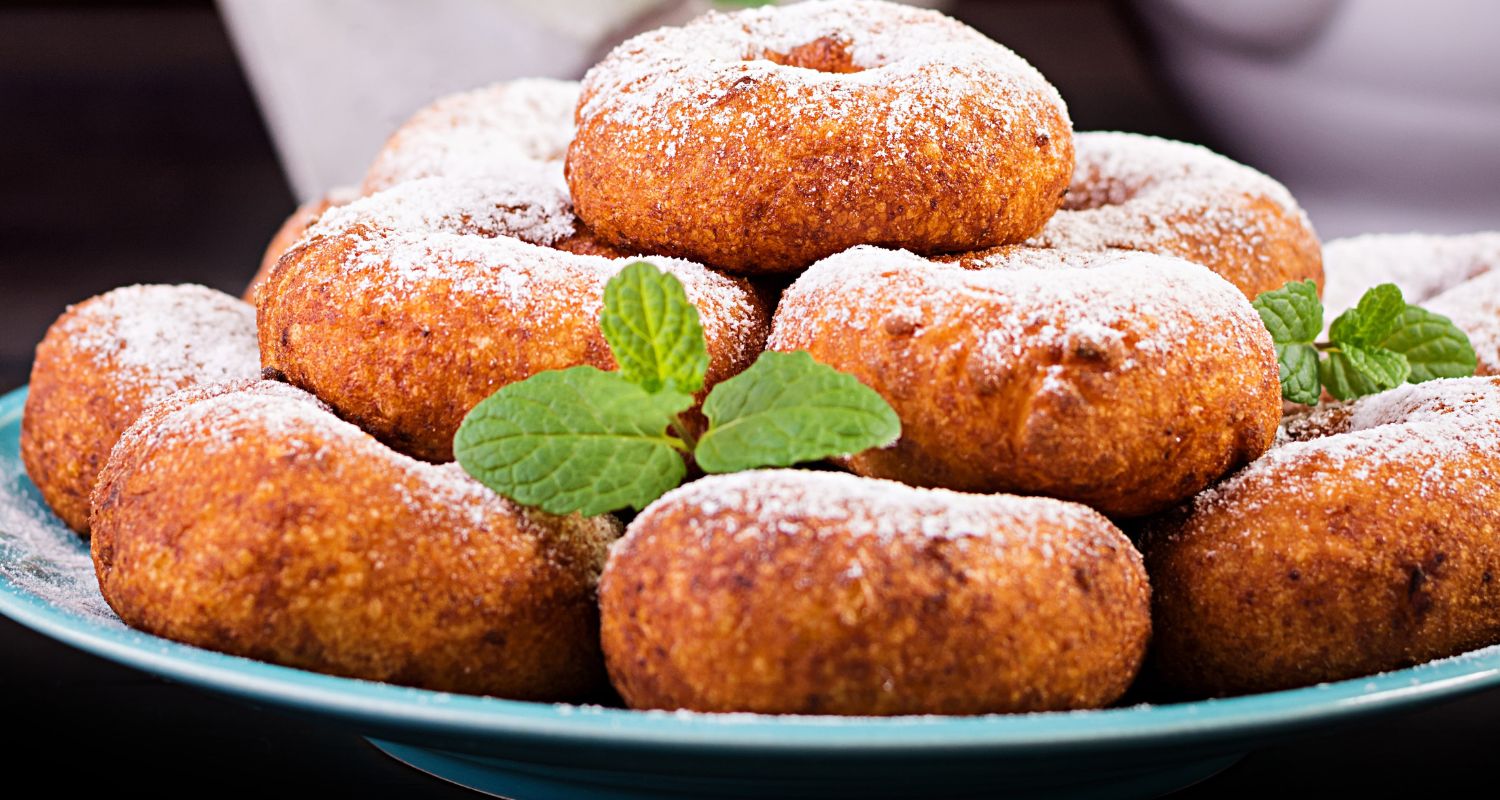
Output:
[
  {"xmin": 1380, "ymin": 305, "xmax": 1478, "ymax": 382},
  {"xmin": 1276, "ymin": 343, "xmax": 1321, "ymax": 405},
  {"xmin": 1252, "ymin": 279, "xmax": 1322, "ymax": 344},
  {"xmin": 1320, "ymin": 344, "xmax": 1410, "ymax": 401},
  {"xmin": 1329, "ymin": 283, "xmax": 1406, "ymax": 347},
  {"xmin": 695, "ymin": 351, "xmax": 901, "ymax": 473},
  {"xmin": 599, "ymin": 261, "xmax": 709, "ymax": 395},
  {"xmin": 453, "ymin": 366, "xmax": 692, "ymax": 516}
]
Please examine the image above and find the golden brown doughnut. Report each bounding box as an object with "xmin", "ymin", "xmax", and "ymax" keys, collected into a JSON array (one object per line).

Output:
[
  {"xmin": 1145, "ymin": 377, "xmax": 1500, "ymax": 698},
  {"xmin": 1030, "ymin": 132, "xmax": 1323, "ymax": 300},
  {"xmin": 92, "ymin": 379, "xmax": 620, "ymax": 699},
  {"xmin": 21, "ymin": 285, "xmax": 260, "ymax": 534},
  {"xmin": 1322, "ymin": 232, "xmax": 1500, "ymax": 374},
  {"xmin": 599, "ymin": 470, "xmax": 1150, "ymax": 715},
  {"xmin": 245, "ymin": 188, "xmax": 357, "ymax": 303},
  {"xmin": 568, "ymin": 0, "xmax": 1073, "ymax": 274},
  {"xmin": 258, "ymin": 177, "xmax": 770, "ymax": 462},
  {"xmin": 769, "ymin": 245, "xmax": 1281, "ymax": 517},
  {"xmin": 363, "ymin": 79, "xmax": 578, "ymax": 194}
]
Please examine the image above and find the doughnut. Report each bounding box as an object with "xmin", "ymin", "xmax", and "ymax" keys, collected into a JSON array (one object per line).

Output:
[
  {"xmin": 246, "ymin": 187, "xmax": 357, "ymax": 303},
  {"xmin": 1145, "ymin": 377, "xmax": 1500, "ymax": 698},
  {"xmin": 21, "ymin": 285, "xmax": 260, "ymax": 534},
  {"xmin": 599, "ymin": 470, "xmax": 1150, "ymax": 715},
  {"xmin": 363, "ymin": 78, "xmax": 578, "ymax": 194},
  {"xmin": 1030, "ymin": 132, "xmax": 1323, "ymax": 300},
  {"xmin": 1323, "ymin": 232, "xmax": 1500, "ymax": 374},
  {"xmin": 91, "ymin": 379, "xmax": 620, "ymax": 699},
  {"xmin": 769, "ymin": 245, "xmax": 1281, "ymax": 517},
  {"xmin": 258, "ymin": 176, "xmax": 770, "ymax": 462},
  {"xmin": 568, "ymin": 0, "xmax": 1074, "ymax": 274}
]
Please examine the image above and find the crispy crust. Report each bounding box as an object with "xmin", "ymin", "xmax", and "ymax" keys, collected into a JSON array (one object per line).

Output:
[
  {"xmin": 1032, "ymin": 132, "xmax": 1323, "ymax": 300},
  {"xmin": 90, "ymin": 380, "xmax": 620, "ymax": 699},
  {"xmin": 599, "ymin": 470, "xmax": 1151, "ymax": 715},
  {"xmin": 20, "ymin": 285, "xmax": 259, "ymax": 534},
  {"xmin": 1144, "ymin": 378, "xmax": 1500, "ymax": 698},
  {"xmin": 568, "ymin": 1, "xmax": 1073, "ymax": 273},
  {"xmin": 258, "ymin": 219, "xmax": 769, "ymax": 462},
  {"xmin": 769, "ymin": 246, "xmax": 1281, "ymax": 517},
  {"xmin": 246, "ymin": 192, "xmax": 352, "ymax": 303}
]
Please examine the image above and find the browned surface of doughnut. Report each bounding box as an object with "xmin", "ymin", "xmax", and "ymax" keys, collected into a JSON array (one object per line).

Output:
[
  {"xmin": 600, "ymin": 470, "xmax": 1150, "ymax": 715},
  {"xmin": 1145, "ymin": 378, "xmax": 1500, "ymax": 698},
  {"xmin": 21, "ymin": 285, "xmax": 259, "ymax": 534},
  {"xmin": 91, "ymin": 380, "xmax": 620, "ymax": 699},
  {"xmin": 245, "ymin": 191, "xmax": 351, "ymax": 302},
  {"xmin": 1032, "ymin": 132, "xmax": 1322, "ymax": 300},
  {"xmin": 259, "ymin": 210, "xmax": 769, "ymax": 462},
  {"xmin": 568, "ymin": 1, "xmax": 1073, "ymax": 273},
  {"xmin": 770, "ymin": 246, "xmax": 1281, "ymax": 517}
]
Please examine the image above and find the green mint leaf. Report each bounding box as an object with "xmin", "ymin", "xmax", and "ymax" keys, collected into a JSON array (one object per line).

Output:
[
  {"xmin": 453, "ymin": 366, "xmax": 692, "ymax": 516},
  {"xmin": 1320, "ymin": 344, "xmax": 1410, "ymax": 401},
  {"xmin": 1329, "ymin": 283, "xmax": 1406, "ymax": 347},
  {"xmin": 1379, "ymin": 305, "xmax": 1478, "ymax": 383},
  {"xmin": 1252, "ymin": 279, "xmax": 1322, "ymax": 345},
  {"xmin": 599, "ymin": 261, "xmax": 709, "ymax": 395},
  {"xmin": 695, "ymin": 351, "xmax": 901, "ymax": 473},
  {"xmin": 1275, "ymin": 343, "xmax": 1321, "ymax": 405}
]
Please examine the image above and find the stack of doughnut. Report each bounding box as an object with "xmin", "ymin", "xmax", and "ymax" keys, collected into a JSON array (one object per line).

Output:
[{"xmin": 20, "ymin": 0, "xmax": 1499, "ymax": 712}]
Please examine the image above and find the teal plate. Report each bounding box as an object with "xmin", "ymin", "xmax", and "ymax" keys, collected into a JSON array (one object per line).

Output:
[{"xmin": 3, "ymin": 384, "xmax": 1499, "ymax": 799}]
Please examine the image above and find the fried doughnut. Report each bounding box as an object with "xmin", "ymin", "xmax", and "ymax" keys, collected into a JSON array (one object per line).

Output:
[
  {"xmin": 600, "ymin": 470, "xmax": 1150, "ymax": 715},
  {"xmin": 769, "ymin": 246, "xmax": 1280, "ymax": 517},
  {"xmin": 568, "ymin": 0, "xmax": 1074, "ymax": 274},
  {"xmin": 363, "ymin": 78, "xmax": 578, "ymax": 194},
  {"xmin": 1030, "ymin": 132, "xmax": 1323, "ymax": 300},
  {"xmin": 245, "ymin": 188, "xmax": 357, "ymax": 302},
  {"xmin": 21, "ymin": 285, "xmax": 259, "ymax": 534},
  {"xmin": 259, "ymin": 177, "xmax": 770, "ymax": 462},
  {"xmin": 1323, "ymin": 232, "xmax": 1500, "ymax": 374},
  {"xmin": 91, "ymin": 379, "xmax": 619, "ymax": 699},
  {"xmin": 1145, "ymin": 377, "xmax": 1500, "ymax": 698}
]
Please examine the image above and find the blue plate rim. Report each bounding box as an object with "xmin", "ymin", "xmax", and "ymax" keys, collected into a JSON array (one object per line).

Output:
[{"xmin": 3, "ymin": 384, "xmax": 1499, "ymax": 755}]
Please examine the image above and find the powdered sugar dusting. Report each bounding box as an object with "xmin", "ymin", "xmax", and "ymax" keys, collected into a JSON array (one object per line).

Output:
[
  {"xmin": 578, "ymin": 0, "xmax": 1067, "ymax": 165},
  {"xmin": 54, "ymin": 284, "xmax": 259, "ymax": 407},
  {"xmin": 1322, "ymin": 232, "xmax": 1500, "ymax": 315},
  {"xmin": 769, "ymin": 245, "xmax": 1265, "ymax": 373},
  {"xmin": 364, "ymin": 79, "xmax": 578, "ymax": 193},
  {"xmin": 1032, "ymin": 132, "xmax": 1309, "ymax": 265},
  {"xmin": 0, "ymin": 445, "xmax": 117, "ymax": 625},
  {"xmin": 302, "ymin": 201, "xmax": 762, "ymax": 363},
  {"xmin": 632, "ymin": 469, "xmax": 1111, "ymax": 558},
  {"xmin": 1193, "ymin": 377, "xmax": 1500, "ymax": 517},
  {"xmin": 1321, "ymin": 233, "xmax": 1500, "ymax": 372},
  {"xmin": 309, "ymin": 173, "xmax": 579, "ymax": 250},
  {"xmin": 109, "ymin": 380, "xmax": 585, "ymax": 537}
]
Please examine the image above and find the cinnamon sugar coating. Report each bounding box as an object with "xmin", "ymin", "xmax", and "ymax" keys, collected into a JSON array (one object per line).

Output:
[
  {"xmin": 568, "ymin": 0, "xmax": 1073, "ymax": 274},
  {"xmin": 1144, "ymin": 377, "xmax": 1500, "ymax": 697},
  {"xmin": 21, "ymin": 285, "xmax": 260, "ymax": 534},
  {"xmin": 1031, "ymin": 132, "xmax": 1323, "ymax": 300},
  {"xmin": 91, "ymin": 380, "xmax": 620, "ymax": 699},
  {"xmin": 600, "ymin": 470, "xmax": 1150, "ymax": 715},
  {"xmin": 258, "ymin": 178, "xmax": 770, "ymax": 462},
  {"xmin": 770, "ymin": 246, "xmax": 1281, "ymax": 517}
]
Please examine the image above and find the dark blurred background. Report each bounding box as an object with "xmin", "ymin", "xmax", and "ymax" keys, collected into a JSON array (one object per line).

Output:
[
  {"xmin": 2, "ymin": 2, "xmax": 1497, "ymax": 798},
  {"xmin": 0, "ymin": 0, "xmax": 1209, "ymax": 393}
]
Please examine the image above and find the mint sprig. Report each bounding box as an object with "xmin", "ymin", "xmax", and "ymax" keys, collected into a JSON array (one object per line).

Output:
[
  {"xmin": 454, "ymin": 262, "xmax": 902, "ymax": 515},
  {"xmin": 696, "ymin": 351, "xmax": 900, "ymax": 473},
  {"xmin": 1252, "ymin": 279, "xmax": 1476, "ymax": 405}
]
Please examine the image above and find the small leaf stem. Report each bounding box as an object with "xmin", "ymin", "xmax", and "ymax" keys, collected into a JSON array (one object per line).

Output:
[{"xmin": 669, "ymin": 415, "xmax": 699, "ymax": 452}]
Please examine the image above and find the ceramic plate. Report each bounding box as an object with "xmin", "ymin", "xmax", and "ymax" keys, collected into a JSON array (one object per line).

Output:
[{"xmin": 2, "ymin": 385, "xmax": 1498, "ymax": 799}]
